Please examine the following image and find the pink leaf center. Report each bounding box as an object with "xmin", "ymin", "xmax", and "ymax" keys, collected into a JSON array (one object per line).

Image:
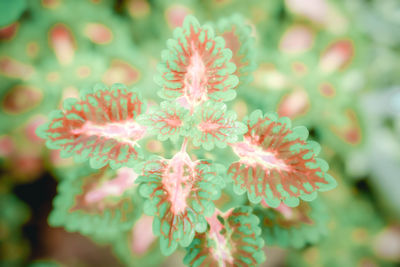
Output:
[
  {"xmin": 232, "ymin": 137, "xmax": 290, "ymax": 171},
  {"xmin": 131, "ymin": 215, "xmax": 157, "ymax": 255},
  {"xmin": 85, "ymin": 167, "xmax": 137, "ymax": 204},
  {"xmin": 198, "ymin": 120, "xmax": 223, "ymax": 132},
  {"xmin": 207, "ymin": 214, "xmax": 234, "ymax": 265},
  {"xmin": 71, "ymin": 120, "xmax": 146, "ymax": 146},
  {"xmin": 185, "ymin": 49, "xmax": 207, "ymax": 103},
  {"xmin": 162, "ymin": 152, "xmax": 195, "ymax": 214}
]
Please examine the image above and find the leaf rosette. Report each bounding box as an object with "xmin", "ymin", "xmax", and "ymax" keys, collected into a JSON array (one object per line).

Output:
[
  {"xmin": 136, "ymin": 152, "xmax": 225, "ymax": 255},
  {"xmin": 36, "ymin": 83, "xmax": 147, "ymax": 169},
  {"xmin": 228, "ymin": 110, "xmax": 337, "ymax": 208}
]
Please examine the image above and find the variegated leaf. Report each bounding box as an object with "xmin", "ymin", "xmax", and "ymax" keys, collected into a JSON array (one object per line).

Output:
[
  {"xmin": 184, "ymin": 206, "xmax": 265, "ymax": 267},
  {"xmin": 191, "ymin": 101, "xmax": 247, "ymax": 150},
  {"xmin": 36, "ymin": 83, "xmax": 146, "ymax": 169},
  {"xmin": 155, "ymin": 15, "xmax": 238, "ymax": 108},
  {"xmin": 136, "ymin": 152, "xmax": 225, "ymax": 255},
  {"xmin": 255, "ymin": 200, "xmax": 329, "ymax": 248},
  {"xmin": 216, "ymin": 14, "xmax": 256, "ymax": 86},
  {"xmin": 138, "ymin": 101, "xmax": 189, "ymax": 142},
  {"xmin": 48, "ymin": 166, "xmax": 141, "ymax": 241},
  {"xmin": 228, "ymin": 110, "xmax": 336, "ymax": 208}
]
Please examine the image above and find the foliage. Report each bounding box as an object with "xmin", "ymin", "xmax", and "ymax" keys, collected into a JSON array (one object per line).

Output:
[
  {"xmin": 1, "ymin": 1, "xmax": 399, "ymax": 266},
  {"xmin": 35, "ymin": 15, "xmax": 337, "ymax": 266}
]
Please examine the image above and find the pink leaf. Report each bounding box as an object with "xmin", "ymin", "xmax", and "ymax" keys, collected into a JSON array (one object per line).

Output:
[
  {"xmin": 37, "ymin": 83, "xmax": 146, "ymax": 169},
  {"xmin": 228, "ymin": 111, "xmax": 336, "ymax": 207},
  {"xmin": 137, "ymin": 152, "xmax": 224, "ymax": 255},
  {"xmin": 184, "ymin": 206, "xmax": 265, "ymax": 266},
  {"xmin": 156, "ymin": 15, "xmax": 238, "ymax": 107}
]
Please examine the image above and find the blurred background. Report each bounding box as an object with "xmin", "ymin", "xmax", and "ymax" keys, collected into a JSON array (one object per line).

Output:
[{"xmin": 0, "ymin": 0, "xmax": 399, "ymax": 266}]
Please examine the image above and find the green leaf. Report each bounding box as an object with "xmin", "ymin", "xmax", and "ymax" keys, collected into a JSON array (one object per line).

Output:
[
  {"xmin": 0, "ymin": 0, "xmax": 26, "ymax": 27},
  {"xmin": 138, "ymin": 101, "xmax": 190, "ymax": 142}
]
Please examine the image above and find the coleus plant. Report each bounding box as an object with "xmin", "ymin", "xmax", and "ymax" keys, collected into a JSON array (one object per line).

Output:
[{"xmin": 37, "ymin": 15, "xmax": 337, "ymax": 266}]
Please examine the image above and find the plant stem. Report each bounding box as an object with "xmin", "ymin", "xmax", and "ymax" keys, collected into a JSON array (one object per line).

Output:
[{"xmin": 180, "ymin": 137, "xmax": 188, "ymax": 153}]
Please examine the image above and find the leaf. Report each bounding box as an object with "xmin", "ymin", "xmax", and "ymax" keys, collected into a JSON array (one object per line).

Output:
[
  {"xmin": 155, "ymin": 15, "xmax": 238, "ymax": 107},
  {"xmin": 113, "ymin": 215, "xmax": 164, "ymax": 267},
  {"xmin": 254, "ymin": 200, "xmax": 329, "ymax": 248},
  {"xmin": 36, "ymin": 83, "xmax": 147, "ymax": 169},
  {"xmin": 228, "ymin": 110, "xmax": 337, "ymax": 208},
  {"xmin": 184, "ymin": 206, "xmax": 265, "ymax": 267},
  {"xmin": 216, "ymin": 14, "xmax": 256, "ymax": 86},
  {"xmin": 191, "ymin": 101, "xmax": 247, "ymax": 150},
  {"xmin": 287, "ymin": 175, "xmax": 387, "ymax": 267},
  {"xmin": 0, "ymin": 0, "xmax": 26, "ymax": 27},
  {"xmin": 138, "ymin": 101, "xmax": 189, "ymax": 142},
  {"xmin": 137, "ymin": 152, "xmax": 225, "ymax": 255},
  {"xmin": 48, "ymin": 166, "xmax": 142, "ymax": 241}
]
